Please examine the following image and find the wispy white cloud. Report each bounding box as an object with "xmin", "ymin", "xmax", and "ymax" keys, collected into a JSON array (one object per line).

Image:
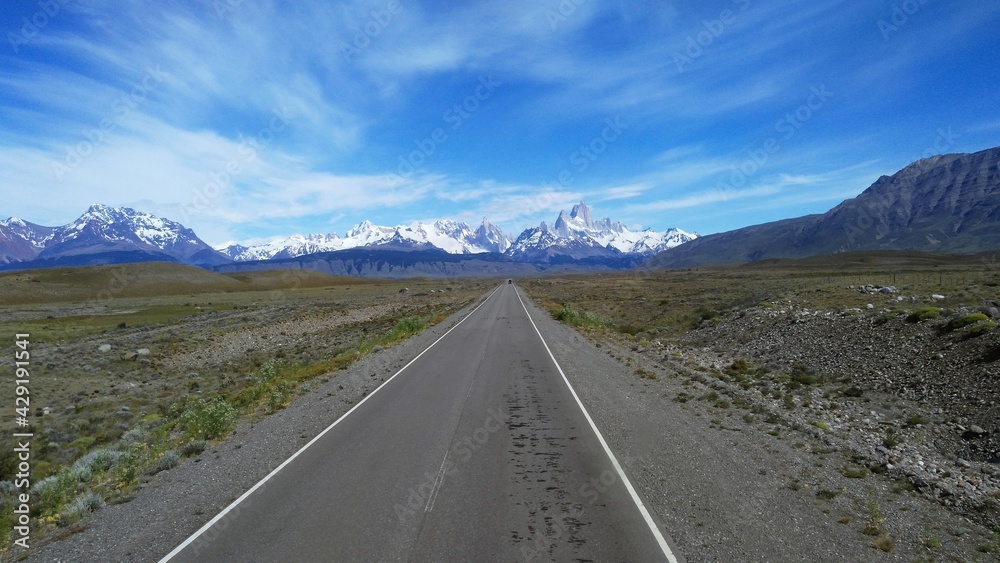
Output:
[{"xmin": 1, "ymin": 0, "xmax": 996, "ymax": 245}]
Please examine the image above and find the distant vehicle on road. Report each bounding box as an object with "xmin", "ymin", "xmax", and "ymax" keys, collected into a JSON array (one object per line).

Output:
[{"xmin": 507, "ymin": 279, "xmax": 513, "ymax": 284}]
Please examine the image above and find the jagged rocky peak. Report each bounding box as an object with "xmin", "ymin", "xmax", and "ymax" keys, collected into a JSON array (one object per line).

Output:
[{"xmin": 569, "ymin": 201, "xmax": 595, "ymax": 229}]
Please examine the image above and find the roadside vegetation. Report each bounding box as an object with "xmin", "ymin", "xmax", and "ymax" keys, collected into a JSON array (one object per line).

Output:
[{"xmin": 0, "ymin": 265, "xmax": 483, "ymax": 554}]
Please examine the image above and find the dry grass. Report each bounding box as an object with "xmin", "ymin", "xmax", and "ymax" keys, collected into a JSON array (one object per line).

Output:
[{"xmin": 522, "ymin": 252, "xmax": 998, "ymax": 339}]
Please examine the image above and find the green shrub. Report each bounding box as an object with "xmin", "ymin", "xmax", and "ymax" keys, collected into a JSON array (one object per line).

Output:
[
  {"xmin": 391, "ymin": 316, "xmax": 425, "ymax": 337},
  {"xmin": 907, "ymin": 307, "xmax": 942, "ymax": 323},
  {"xmin": 553, "ymin": 304, "xmax": 581, "ymax": 324},
  {"xmin": 34, "ymin": 472, "xmax": 79, "ymax": 516},
  {"xmin": 946, "ymin": 313, "xmax": 989, "ymax": 331},
  {"xmin": 552, "ymin": 304, "xmax": 609, "ymax": 328},
  {"xmin": 181, "ymin": 397, "xmax": 238, "ymax": 439},
  {"xmin": 967, "ymin": 320, "xmax": 996, "ymax": 338}
]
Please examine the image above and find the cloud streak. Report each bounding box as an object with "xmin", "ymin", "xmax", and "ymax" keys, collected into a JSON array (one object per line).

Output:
[{"xmin": 0, "ymin": 1, "xmax": 997, "ymax": 245}]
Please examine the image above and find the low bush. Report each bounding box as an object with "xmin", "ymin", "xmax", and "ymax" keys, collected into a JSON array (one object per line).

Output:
[
  {"xmin": 946, "ymin": 313, "xmax": 989, "ymax": 331},
  {"xmin": 967, "ymin": 320, "xmax": 996, "ymax": 338},
  {"xmin": 148, "ymin": 451, "xmax": 180, "ymax": 475},
  {"xmin": 181, "ymin": 397, "xmax": 238, "ymax": 440},
  {"xmin": 907, "ymin": 307, "xmax": 942, "ymax": 323}
]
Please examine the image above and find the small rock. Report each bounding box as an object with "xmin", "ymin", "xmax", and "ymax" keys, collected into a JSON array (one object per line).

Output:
[
  {"xmin": 122, "ymin": 352, "xmax": 138, "ymax": 361},
  {"xmin": 99, "ymin": 344, "xmax": 112, "ymax": 353},
  {"xmin": 957, "ymin": 459, "xmax": 972, "ymax": 468},
  {"xmin": 931, "ymin": 294, "xmax": 945, "ymax": 300},
  {"xmin": 137, "ymin": 348, "xmax": 151, "ymax": 356}
]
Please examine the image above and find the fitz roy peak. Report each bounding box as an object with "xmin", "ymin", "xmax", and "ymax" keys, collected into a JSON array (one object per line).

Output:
[{"xmin": 507, "ymin": 202, "xmax": 697, "ymax": 262}]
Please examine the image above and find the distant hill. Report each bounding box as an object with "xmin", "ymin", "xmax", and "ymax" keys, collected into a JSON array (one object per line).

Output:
[
  {"xmin": 649, "ymin": 147, "xmax": 1000, "ymax": 268},
  {"xmin": 212, "ymin": 248, "xmax": 547, "ymax": 279}
]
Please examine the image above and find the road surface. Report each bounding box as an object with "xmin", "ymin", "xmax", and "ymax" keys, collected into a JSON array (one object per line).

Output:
[{"xmin": 161, "ymin": 283, "xmax": 680, "ymax": 562}]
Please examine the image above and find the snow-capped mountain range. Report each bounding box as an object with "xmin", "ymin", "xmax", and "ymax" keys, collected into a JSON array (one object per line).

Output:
[
  {"xmin": 0, "ymin": 204, "xmax": 229, "ymax": 266},
  {"xmin": 220, "ymin": 217, "xmax": 512, "ymax": 261},
  {"xmin": 0, "ymin": 202, "xmax": 695, "ymax": 270},
  {"xmin": 220, "ymin": 201, "xmax": 696, "ymax": 263}
]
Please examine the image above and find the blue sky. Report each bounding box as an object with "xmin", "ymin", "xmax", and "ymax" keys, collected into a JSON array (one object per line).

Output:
[{"xmin": 1, "ymin": 0, "xmax": 998, "ymax": 246}]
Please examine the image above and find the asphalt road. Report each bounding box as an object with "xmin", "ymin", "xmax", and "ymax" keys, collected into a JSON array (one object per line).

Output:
[{"xmin": 161, "ymin": 283, "xmax": 680, "ymax": 562}]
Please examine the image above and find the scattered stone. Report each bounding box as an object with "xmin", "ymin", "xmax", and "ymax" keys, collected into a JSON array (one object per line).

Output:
[
  {"xmin": 99, "ymin": 344, "xmax": 112, "ymax": 353},
  {"xmin": 931, "ymin": 294, "xmax": 946, "ymax": 300},
  {"xmin": 137, "ymin": 348, "xmax": 151, "ymax": 356},
  {"xmin": 122, "ymin": 352, "xmax": 139, "ymax": 361},
  {"xmin": 398, "ymin": 287, "xmax": 409, "ymax": 294}
]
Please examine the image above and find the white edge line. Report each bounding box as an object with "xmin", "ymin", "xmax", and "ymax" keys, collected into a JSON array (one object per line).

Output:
[
  {"xmin": 513, "ymin": 287, "xmax": 680, "ymax": 563},
  {"xmin": 159, "ymin": 284, "xmax": 505, "ymax": 562}
]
